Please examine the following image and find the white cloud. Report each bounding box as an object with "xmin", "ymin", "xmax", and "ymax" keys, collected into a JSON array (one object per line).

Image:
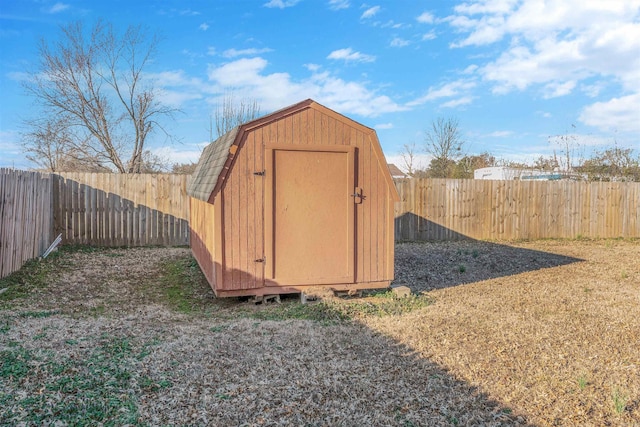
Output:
[
  {"xmin": 580, "ymin": 82, "xmax": 605, "ymax": 98},
  {"xmin": 158, "ymin": 90, "xmax": 204, "ymax": 108},
  {"xmin": 144, "ymin": 59, "xmax": 404, "ymax": 118},
  {"xmin": 199, "ymin": 23, "xmax": 209, "ymax": 31},
  {"xmin": 206, "ymin": 47, "xmax": 217, "ymax": 56},
  {"xmin": 542, "ymin": 80, "xmax": 576, "ymax": 99},
  {"xmin": 422, "ymin": 31, "xmax": 437, "ymax": 41},
  {"xmin": 222, "ymin": 47, "xmax": 274, "ymax": 58},
  {"xmin": 448, "ymin": 0, "xmax": 640, "ymax": 100},
  {"xmin": 385, "ymin": 154, "xmax": 431, "ymax": 173},
  {"xmin": 579, "ymin": 93, "xmax": 640, "ymax": 134},
  {"xmin": 327, "ymin": 48, "xmax": 375, "ymax": 63},
  {"xmin": 390, "ymin": 37, "xmax": 410, "ymax": 47},
  {"xmin": 7, "ymin": 71, "xmax": 30, "ymax": 82},
  {"xmin": 416, "ymin": 11, "xmax": 434, "ymax": 24},
  {"xmin": 408, "ymin": 80, "xmax": 477, "ymax": 106},
  {"xmin": 462, "ymin": 64, "xmax": 478, "ymax": 74},
  {"xmin": 152, "ymin": 145, "xmax": 205, "ymax": 165},
  {"xmin": 361, "ymin": 6, "xmax": 380, "ymax": 19},
  {"xmin": 145, "ymin": 70, "xmax": 209, "ymax": 107},
  {"xmin": 374, "ymin": 123, "xmax": 393, "ymax": 130},
  {"xmin": 205, "ymin": 57, "xmax": 405, "ymax": 117},
  {"xmin": 208, "ymin": 58, "xmax": 270, "ymax": 87},
  {"xmin": 548, "ymin": 133, "xmax": 616, "ymax": 148},
  {"xmin": 440, "ymin": 96, "xmax": 474, "ymax": 108},
  {"xmin": 487, "ymin": 130, "xmax": 513, "ymax": 138},
  {"xmin": 48, "ymin": 2, "xmax": 69, "ymax": 13},
  {"xmin": 328, "ymin": 0, "xmax": 350, "ymax": 10},
  {"xmin": 0, "ymin": 131, "xmax": 20, "ymax": 152},
  {"xmin": 453, "ymin": 0, "xmax": 519, "ymax": 16},
  {"xmin": 179, "ymin": 9, "xmax": 201, "ymax": 16},
  {"xmin": 264, "ymin": 0, "xmax": 301, "ymax": 8},
  {"xmin": 0, "ymin": 130, "xmax": 29, "ymax": 168}
]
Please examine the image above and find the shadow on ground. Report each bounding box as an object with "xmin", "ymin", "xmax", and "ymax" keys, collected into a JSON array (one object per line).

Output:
[
  {"xmin": 394, "ymin": 238, "xmax": 583, "ymax": 293},
  {"xmin": 0, "ymin": 244, "xmax": 552, "ymax": 425},
  {"xmin": 0, "ymin": 311, "xmax": 532, "ymax": 426}
]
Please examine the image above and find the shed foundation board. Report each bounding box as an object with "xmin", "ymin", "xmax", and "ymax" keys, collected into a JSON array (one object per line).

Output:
[{"xmin": 212, "ymin": 281, "xmax": 391, "ymax": 298}]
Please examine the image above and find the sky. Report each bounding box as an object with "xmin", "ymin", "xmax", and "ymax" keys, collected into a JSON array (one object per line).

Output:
[{"xmin": 1, "ymin": 0, "xmax": 639, "ymax": 171}]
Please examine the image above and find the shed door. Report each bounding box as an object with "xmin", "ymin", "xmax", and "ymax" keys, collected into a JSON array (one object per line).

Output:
[{"xmin": 265, "ymin": 144, "xmax": 355, "ymax": 286}]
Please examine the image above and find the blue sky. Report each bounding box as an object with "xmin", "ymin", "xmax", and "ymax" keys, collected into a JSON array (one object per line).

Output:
[{"xmin": 1, "ymin": 0, "xmax": 639, "ymax": 171}]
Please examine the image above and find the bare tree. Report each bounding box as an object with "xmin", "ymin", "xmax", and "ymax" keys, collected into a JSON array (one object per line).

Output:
[
  {"xmin": 21, "ymin": 116, "xmax": 110, "ymax": 172},
  {"xmin": 139, "ymin": 150, "xmax": 170, "ymax": 173},
  {"xmin": 533, "ymin": 154, "xmax": 560, "ymax": 171},
  {"xmin": 453, "ymin": 152, "xmax": 496, "ymax": 178},
  {"xmin": 547, "ymin": 124, "xmax": 585, "ymax": 175},
  {"xmin": 399, "ymin": 142, "xmax": 419, "ymax": 177},
  {"xmin": 424, "ymin": 117, "xmax": 465, "ymax": 178},
  {"xmin": 171, "ymin": 162, "xmax": 198, "ymax": 175},
  {"xmin": 213, "ymin": 94, "xmax": 261, "ymax": 139},
  {"xmin": 22, "ymin": 21, "xmax": 175, "ymax": 173},
  {"xmin": 579, "ymin": 146, "xmax": 640, "ymax": 182}
]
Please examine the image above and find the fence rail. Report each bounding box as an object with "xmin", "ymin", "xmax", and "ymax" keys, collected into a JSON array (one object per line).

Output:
[
  {"xmin": 0, "ymin": 169, "xmax": 54, "ymax": 278},
  {"xmin": 394, "ymin": 178, "xmax": 640, "ymax": 241}
]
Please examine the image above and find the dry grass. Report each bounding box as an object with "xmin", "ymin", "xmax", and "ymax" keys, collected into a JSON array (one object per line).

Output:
[
  {"xmin": 1, "ymin": 239, "xmax": 638, "ymax": 426},
  {"xmin": 370, "ymin": 239, "xmax": 640, "ymax": 426}
]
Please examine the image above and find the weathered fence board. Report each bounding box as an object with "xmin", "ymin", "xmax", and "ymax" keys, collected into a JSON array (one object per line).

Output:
[
  {"xmin": 0, "ymin": 169, "xmax": 54, "ymax": 278},
  {"xmin": 53, "ymin": 173, "xmax": 190, "ymax": 247},
  {"xmin": 394, "ymin": 178, "xmax": 640, "ymax": 241}
]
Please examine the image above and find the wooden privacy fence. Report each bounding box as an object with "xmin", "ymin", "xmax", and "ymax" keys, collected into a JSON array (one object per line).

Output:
[
  {"xmin": 0, "ymin": 169, "xmax": 54, "ymax": 278},
  {"xmin": 54, "ymin": 173, "xmax": 190, "ymax": 247},
  {"xmin": 394, "ymin": 178, "xmax": 640, "ymax": 241},
  {"xmin": 1, "ymin": 170, "xmax": 189, "ymax": 279},
  {"xmin": 3, "ymin": 170, "xmax": 639, "ymax": 278}
]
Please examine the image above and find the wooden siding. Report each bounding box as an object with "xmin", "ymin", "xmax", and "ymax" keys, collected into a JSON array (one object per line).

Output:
[
  {"xmin": 0, "ymin": 169, "xmax": 54, "ymax": 279},
  {"xmin": 53, "ymin": 173, "xmax": 189, "ymax": 246},
  {"xmin": 216, "ymin": 105, "xmax": 395, "ymax": 292},
  {"xmin": 189, "ymin": 196, "xmax": 217, "ymax": 286},
  {"xmin": 394, "ymin": 178, "xmax": 640, "ymax": 241},
  {"xmin": 220, "ymin": 128, "xmax": 264, "ymax": 291}
]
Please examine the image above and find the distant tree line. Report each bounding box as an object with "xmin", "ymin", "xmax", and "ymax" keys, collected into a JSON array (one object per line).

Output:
[{"xmin": 400, "ymin": 117, "xmax": 639, "ymax": 182}]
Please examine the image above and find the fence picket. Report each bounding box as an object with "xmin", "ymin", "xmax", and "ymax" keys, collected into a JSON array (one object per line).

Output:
[{"xmin": 394, "ymin": 178, "xmax": 640, "ymax": 241}]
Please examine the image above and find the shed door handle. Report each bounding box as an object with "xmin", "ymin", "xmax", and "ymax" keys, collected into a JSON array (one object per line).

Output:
[{"xmin": 352, "ymin": 187, "xmax": 363, "ymax": 204}]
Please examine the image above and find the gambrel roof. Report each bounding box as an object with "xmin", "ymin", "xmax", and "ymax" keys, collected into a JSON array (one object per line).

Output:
[
  {"xmin": 187, "ymin": 128, "xmax": 239, "ymax": 202},
  {"xmin": 187, "ymin": 99, "xmax": 399, "ymax": 204}
]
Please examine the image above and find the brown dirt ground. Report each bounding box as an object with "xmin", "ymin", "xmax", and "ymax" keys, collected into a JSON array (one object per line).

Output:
[{"xmin": 1, "ymin": 239, "xmax": 639, "ymax": 426}]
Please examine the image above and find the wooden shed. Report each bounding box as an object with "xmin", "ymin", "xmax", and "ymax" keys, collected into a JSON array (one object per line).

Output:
[{"xmin": 187, "ymin": 99, "xmax": 400, "ymax": 297}]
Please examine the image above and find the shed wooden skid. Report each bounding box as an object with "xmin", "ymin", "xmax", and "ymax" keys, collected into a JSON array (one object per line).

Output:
[{"xmin": 187, "ymin": 99, "xmax": 400, "ymax": 297}]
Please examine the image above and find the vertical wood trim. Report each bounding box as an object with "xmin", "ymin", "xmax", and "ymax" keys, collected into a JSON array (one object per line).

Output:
[
  {"xmin": 214, "ymin": 198, "xmax": 224, "ymax": 288},
  {"xmin": 264, "ymin": 147, "xmax": 275, "ymax": 281}
]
